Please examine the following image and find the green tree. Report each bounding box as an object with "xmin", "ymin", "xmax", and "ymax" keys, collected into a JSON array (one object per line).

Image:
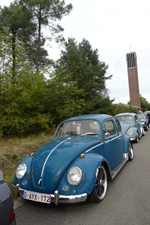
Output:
[
  {"xmin": 46, "ymin": 64, "xmax": 85, "ymax": 125},
  {"xmin": 0, "ymin": 2, "xmax": 34, "ymax": 76},
  {"xmin": 111, "ymin": 103, "xmax": 137, "ymax": 116},
  {"xmin": 0, "ymin": 29, "xmax": 51, "ymax": 137},
  {"xmin": 140, "ymin": 95, "xmax": 150, "ymax": 111},
  {"xmin": 0, "ymin": 0, "xmax": 72, "ymax": 73},
  {"xmin": 57, "ymin": 38, "xmax": 113, "ymax": 114},
  {"xmin": 19, "ymin": 0, "xmax": 72, "ymax": 71}
]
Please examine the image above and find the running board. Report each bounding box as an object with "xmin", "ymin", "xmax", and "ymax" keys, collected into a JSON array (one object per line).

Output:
[{"xmin": 111, "ymin": 158, "xmax": 128, "ymax": 179}]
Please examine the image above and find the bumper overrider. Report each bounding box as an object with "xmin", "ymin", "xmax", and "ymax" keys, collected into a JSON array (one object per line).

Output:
[
  {"xmin": 14, "ymin": 184, "xmax": 87, "ymax": 205},
  {"xmin": 129, "ymin": 137, "xmax": 136, "ymax": 142}
]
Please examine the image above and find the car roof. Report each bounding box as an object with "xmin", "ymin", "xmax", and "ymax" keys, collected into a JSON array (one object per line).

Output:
[
  {"xmin": 115, "ymin": 112, "xmax": 137, "ymax": 117},
  {"xmin": 63, "ymin": 114, "xmax": 113, "ymax": 123},
  {"xmin": 144, "ymin": 111, "xmax": 150, "ymax": 115}
]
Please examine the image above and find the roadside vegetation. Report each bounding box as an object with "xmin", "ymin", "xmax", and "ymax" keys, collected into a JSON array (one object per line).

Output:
[
  {"xmin": 0, "ymin": 133, "xmax": 53, "ymax": 188},
  {"xmin": 0, "ymin": 0, "xmax": 150, "ymax": 188}
]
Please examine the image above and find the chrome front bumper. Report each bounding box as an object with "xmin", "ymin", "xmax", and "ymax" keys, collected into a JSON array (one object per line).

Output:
[
  {"xmin": 52, "ymin": 190, "xmax": 87, "ymax": 205},
  {"xmin": 14, "ymin": 184, "xmax": 87, "ymax": 205},
  {"xmin": 130, "ymin": 137, "xmax": 135, "ymax": 141}
]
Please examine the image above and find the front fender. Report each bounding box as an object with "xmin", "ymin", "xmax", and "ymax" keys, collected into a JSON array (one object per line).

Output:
[
  {"xmin": 126, "ymin": 127, "xmax": 138, "ymax": 140},
  {"xmin": 56, "ymin": 153, "xmax": 109, "ymax": 196},
  {"xmin": 129, "ymin": 126, "xmax": 137, "ymax": 133},
  {"xmin": 123, "ymin": 135, "xmax": 133, "ymax": 153}
]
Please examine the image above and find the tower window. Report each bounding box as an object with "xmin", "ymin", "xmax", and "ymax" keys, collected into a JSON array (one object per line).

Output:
[{"xmin": 127, "ymin": 53, "xmax": 135, "ymax": 68}]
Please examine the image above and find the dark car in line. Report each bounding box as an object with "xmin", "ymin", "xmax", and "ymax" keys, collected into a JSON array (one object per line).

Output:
[
  {"xmin": 144, "ymin": 111, "xmax": 150, "ymax": 128},
  {"xmin": 137, "ymin": 111, "xmax": 149, "ymax": 131},
  {"xmin": 0, "ymin": 169, "xmax": 16, "ymax": 225}
]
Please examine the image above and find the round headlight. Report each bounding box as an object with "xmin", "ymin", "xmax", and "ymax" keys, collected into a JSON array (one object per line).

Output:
[
  {"xmin": 67, "ymin": 166, "xmax": 82, "ymax": 186},
  {"xmin": 16, "ymin": 163, "xmax": 27, "ymax": 179},
  {"xmin": 127, "ymin": 129, "xmax": 133, "ymax": 137}
]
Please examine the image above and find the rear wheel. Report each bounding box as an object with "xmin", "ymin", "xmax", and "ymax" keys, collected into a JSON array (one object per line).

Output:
[{"xmin": 88, "ymin": 165, "xmax": 107, "ymax": 202}]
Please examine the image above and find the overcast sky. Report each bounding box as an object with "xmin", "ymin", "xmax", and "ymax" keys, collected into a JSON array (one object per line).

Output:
[{"xmin": 1, "ymin": 0, "xmax": 150, "ymax": 104}]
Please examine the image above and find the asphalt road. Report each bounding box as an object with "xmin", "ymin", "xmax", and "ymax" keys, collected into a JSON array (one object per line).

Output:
[{"xmin": 15, "ymin": 129, "xmax": 150, "ymax": 225}]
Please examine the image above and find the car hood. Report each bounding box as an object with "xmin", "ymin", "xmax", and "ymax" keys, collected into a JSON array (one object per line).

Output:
[
  {"xmin": 120, "ymin": 123, "xmax": 133, "ymax": 134},
  {"xmin": 30, "ymin": 136, "xmax": 100, "ymax": 192},
  {"xmin": 139, "ymin": 119, "xmax": 146, "ymax": 122}
]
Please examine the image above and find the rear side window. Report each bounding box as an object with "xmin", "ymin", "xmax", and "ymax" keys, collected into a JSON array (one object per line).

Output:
[
  {"xmin": 114, "ymin": 118, "xmax": 122, "ymax": 133},
  {"xmin": 103, "ymin": 120, "xmax": 116, "ymax": 137}
]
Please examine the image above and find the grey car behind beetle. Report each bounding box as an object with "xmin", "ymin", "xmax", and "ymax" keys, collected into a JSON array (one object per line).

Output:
[{"xmin": 0, "ymin": 170, "xmax": 16, "ymax": 225}]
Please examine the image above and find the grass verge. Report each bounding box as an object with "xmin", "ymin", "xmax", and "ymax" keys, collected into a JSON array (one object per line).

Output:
[{"xmin": 0, "ymin": 133, "xmax": 53, "ymax": 190}]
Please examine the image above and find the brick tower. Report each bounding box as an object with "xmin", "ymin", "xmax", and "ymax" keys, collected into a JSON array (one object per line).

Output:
[{"xmin": 126, "ymin": 52, "xmax": 141, "ymax": 109}]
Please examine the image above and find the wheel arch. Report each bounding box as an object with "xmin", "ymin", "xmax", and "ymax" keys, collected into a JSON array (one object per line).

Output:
[{"xmin": 101, "ymin": 161, "xmax": 112, "ymax": 181}]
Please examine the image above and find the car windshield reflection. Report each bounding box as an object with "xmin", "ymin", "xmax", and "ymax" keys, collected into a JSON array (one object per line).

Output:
[
  {"xmin": 117, "ymin": 115, "xmax": 133, "ymax": 124},
  {"xmin": 138, "ymin": 113, "xmax": 146, "ymax": 119},
  {"xmin": 55, "ymin": 119, "xmax": 100, "ymax": 138}
]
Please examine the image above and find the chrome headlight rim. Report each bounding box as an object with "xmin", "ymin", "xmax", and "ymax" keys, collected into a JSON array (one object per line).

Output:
[
  {"xmin": 16, "ymin": 163, "xmax": 27, "ymax": 179},
  {"xmin": 67, "ymin": 166, "xmax": 82, "ymax": 186},
  {"xmin": 127, "ymin": 129, "xmax": 133, "ymax": 137}
]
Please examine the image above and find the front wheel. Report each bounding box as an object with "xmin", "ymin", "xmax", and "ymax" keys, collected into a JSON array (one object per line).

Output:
[
  {"xmin": 88, "ymin": 165, "xmax": 107, "ymax": 202},
  {"xmin": 128, "ymin": 142, "xmax": 134, "ymax": 161},
  {"xmin": 135, "ymin": 132, "xmax": 139, "ymax": 143}
]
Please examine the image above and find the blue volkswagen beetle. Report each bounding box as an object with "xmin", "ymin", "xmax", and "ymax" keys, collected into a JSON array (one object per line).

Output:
[
  {"xmin": 115, "ymin": 112, "xmax": 145, "ymax": 143},
  {"xmin": 14, "ymin": 114, "xmax": 133, "ymax": 205}
]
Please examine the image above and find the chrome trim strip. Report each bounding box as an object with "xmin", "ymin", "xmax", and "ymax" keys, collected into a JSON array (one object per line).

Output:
[
  {"xmin": 40, "ymin": 138, "xmax": 70, "ymax": 181},
  {"xmin": 111, "ymin": 159, "xmax": 128, "ymax": 179},
  {"xmin": 104, "ymin": 134, "xmax": 123, "ymax": 144},
  {"xmin": 85, "ymin": 134, "xmax": 123, "ymax": 153},
  {"xmin": 85, "ymin": 142, "xmax": 103, "ymax": 153}
]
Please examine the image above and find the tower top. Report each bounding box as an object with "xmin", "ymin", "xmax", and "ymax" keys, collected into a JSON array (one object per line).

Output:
[
  {"xmin": 126, "ymin": 51, "xmax": 140, "ymax": 109},
  {"xmin": 126, "ymin": 52, "xmax": 137, "ymax": 68}
]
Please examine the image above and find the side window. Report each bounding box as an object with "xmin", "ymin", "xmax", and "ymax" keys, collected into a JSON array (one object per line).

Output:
[
  {"xmin": 135, "ymin": 115, "xmax": 138, "ymax": 123},
  {"xmin": 114, "ymin": 118, "xmax": 122, "ymax": 133},
  {"xmin": 103, "ymin": 120, "xmax": 116, "ymax": 138}
]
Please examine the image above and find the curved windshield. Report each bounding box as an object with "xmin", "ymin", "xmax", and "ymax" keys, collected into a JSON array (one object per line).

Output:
[
  {"xmin": 138, "ymin": 113, "xmax": 145, "ymax": 119},
  {"xmin": 117, "ymin": 115, "xmax": 133, "ymax": 124},
  {"xmin": 55, "ymin": 119, "xmax": 100, "ymax": 138}
]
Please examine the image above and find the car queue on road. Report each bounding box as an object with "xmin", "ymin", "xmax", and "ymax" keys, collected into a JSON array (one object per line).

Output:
[
  {"xmin": 1, "ymin": 110, "xmax": 149, "ymax": 224},
  {"xmin": 12, "ymin": 110, "xmax": 149, "ymax": 208}
]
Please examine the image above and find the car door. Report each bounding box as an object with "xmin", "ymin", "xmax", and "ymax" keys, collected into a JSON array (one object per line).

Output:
[{"xmin": 103, "ymin": 119, "xmax": 124, "ymax": 170}]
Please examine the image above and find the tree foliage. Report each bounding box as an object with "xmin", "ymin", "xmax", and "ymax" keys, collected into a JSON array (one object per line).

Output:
[
  {"xmin": 111, "ymin": 103, "xmax": 137, "ymax": 116},
  {"xmin": 0, "ymin": 26, "xmax": 52, "ymax": 137},
  {"xmin": 0, "ymin": 1, "xmax": 149, "ymax": 138},
  {"xmin": 18, "ymin": 0, "xmax": 72, "ymax": 71},
  {"xmin": 0, "ymin": 2, "xmax": 34, "ymax": 76},
  {"xmin": 0, "ymin": 0, "xmax": 72, "ymax": 72},
  {"xmin": 140, "ymin": 95, "xmax": 150, "ymax": 112},
  {"xmin": 56, "ymin": 38, "xmax": 114, "ymax": 115}
]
